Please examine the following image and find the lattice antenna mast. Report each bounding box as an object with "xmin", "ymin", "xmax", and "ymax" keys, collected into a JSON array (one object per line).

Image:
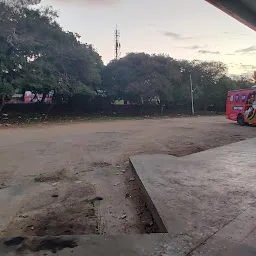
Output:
[{"xmin": 114, "ymin": 25, "xmax": 121, "ymax": 60}]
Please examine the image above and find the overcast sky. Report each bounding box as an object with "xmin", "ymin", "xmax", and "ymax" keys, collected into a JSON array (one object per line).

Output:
[{"xmin": 41, "ymin": 0, "xmax": 256, "ymax": 75}]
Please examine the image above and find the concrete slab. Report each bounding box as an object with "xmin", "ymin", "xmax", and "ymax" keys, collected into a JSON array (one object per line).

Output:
[
  {"xmin": 1, "ymin": 232, "xmax": 256, "ymax": 256},
  {"xmin": 242, "ymin": 228, "xmax": 256, "ymax": 247},
  {"xmin": 1, "ymin": 138, "xmax": 255, "ymax": 255},
  {"xmin": 0, "ymin": 234, "xmax": 196, "ymax": 256},
  {"xmin": 215, "ymin": 207, "xmax": 256, "ymax": 242},
  {"xmin": 130, "ymin": 138, "xmax": 256, "ymax": 252},
  {"xmin": 190, "ymin": 235, "xmax": 256, "ymax": 256}
]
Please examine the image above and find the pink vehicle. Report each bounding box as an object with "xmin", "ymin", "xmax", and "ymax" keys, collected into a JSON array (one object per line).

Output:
[
  {"xmin": 24, "ymin": 91, "xmax": 53, "ymax": 103},
  {"xmin": 226, "ymin": 87, "xmax": 256, "ymax": 126}
]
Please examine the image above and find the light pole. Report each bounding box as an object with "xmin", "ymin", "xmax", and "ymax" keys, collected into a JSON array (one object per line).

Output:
[
  {"xmin": 189, "ymin": 73, "xmax": 195, "ymax": 116},
  {"xmin": 180, "ymin": 68, "xmax": 195, "ymax": 116}
]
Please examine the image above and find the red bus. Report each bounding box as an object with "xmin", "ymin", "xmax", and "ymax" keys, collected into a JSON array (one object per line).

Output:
[{"xmin": 226, "ymin": 86, "xmax": 256, "ymax": 126}]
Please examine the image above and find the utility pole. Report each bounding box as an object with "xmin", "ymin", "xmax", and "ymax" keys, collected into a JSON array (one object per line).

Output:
[
  {"xmin": 189, "ymin": 73, "xmax": 195, "ymax": 115},
  {"xmin": 114, "ymin": 25, "xmax": 121, "ymax": 60}
]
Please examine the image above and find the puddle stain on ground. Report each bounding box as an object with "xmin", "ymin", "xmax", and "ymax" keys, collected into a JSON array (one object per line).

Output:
[
  {"xmin": 4, "ymin": 237, "xmax": 25, "ymax": 246},
  {"xmin": 4, "ymin": 237, "xmax": 78, "ymax": 254},
  {"xmin": 91, "ymin": 161, "xmax": 111, "ymax": 168},
  {"xmin": 34, "ymin": 169, "xmax": 68, "ymax": 183},
  {"xmin": 2, "ymin": 185, "xmax": 98, "ymax": 237}
]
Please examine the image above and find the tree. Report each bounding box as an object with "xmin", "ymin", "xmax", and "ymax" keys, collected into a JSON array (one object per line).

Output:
[
  {"xmin": 190, "ymin": 61, "xmax": 227, "ymax": 111},
  {"xmin": 0, "ymin": 2, "xmax": 48, "ymax": 109},
  {"xmin": 210, "ymin": 75, "xmax": 236, "ymax": 112},
  {"xmin": 234, "ymin": 76, "xmax": 253, "ymax": 89},
  {"xmin": 0, "ymin": 1, "xmax": 103, "ymax": 113},
  {"xmin": 0, "ymin": 80, "xmax": 14, "ymax": 112},
  {"xmin": 0, "ymin": 0, "xmax": 40, "ymax": 10},
  {"xmin": 103, "ymin": 53, "xmax": 181, "ymax": 110},
  {"xmin": 0, "ymin": 13, "xmax": 25, "ymax": 111},
  {"xmin": 173, "ymin": 60, "xmax": 195, "ymax": 110},
  {"xmin": 0, "ymin": 0, "xmax": 249, "ymax": 117}
]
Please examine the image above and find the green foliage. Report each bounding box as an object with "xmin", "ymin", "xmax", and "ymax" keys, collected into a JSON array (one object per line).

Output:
[
  {"xmin": 0, "ymin": 0, "xmax": 254, "ymax": 115},
  {"xmin": 0, "ymin": 80, "xmax": 14, "ymax": 97},
  {"xmin": 210, "ymin": 76, "xmax": 235, "ymax": 111},
  {"xmin": 103, "ymin": 53, "xmax": 181, "ymax": 104},
  {"xmin": 0, "ymin": 1, "xmax": 103, "ymax": 109},
  {"xmin": 190, "ymin": 61, "xmax": 228, "ymax": 111},
  {"xmin": 103, "ymin": 55, "xmax": 252, "ymax": 112}
]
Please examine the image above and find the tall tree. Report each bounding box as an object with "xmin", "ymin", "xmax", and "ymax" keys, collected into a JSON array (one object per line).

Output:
[
  {"xmin": 0, "ymin": 1, "xmax": 103, "ymax": 111},
  {"xmin": 191, "ymin": 61, "xmax": 227, "ymax": 111},
  {"xmin": 103, "ymin": 53, "xmax": 181, "ymax": 108}
]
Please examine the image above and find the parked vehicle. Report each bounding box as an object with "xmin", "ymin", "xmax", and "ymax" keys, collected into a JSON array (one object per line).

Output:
[
  {"xmin": 226, "ymin": 86, "xmax": 256, "ymax": 126},
  {"xmin": 24, "ymin": 91, "xmax": 54, "ymax": 103}
]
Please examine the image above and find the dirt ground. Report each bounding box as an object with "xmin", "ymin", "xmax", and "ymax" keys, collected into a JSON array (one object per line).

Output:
[{"xmin": 0, "ymin": 116, "xmax": 255, "ymax": 237}]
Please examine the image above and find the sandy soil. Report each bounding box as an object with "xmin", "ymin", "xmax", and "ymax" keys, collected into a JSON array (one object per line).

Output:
[{"xmin": 0, "ymin": 116, "xmax": 255, "ymax": 236}]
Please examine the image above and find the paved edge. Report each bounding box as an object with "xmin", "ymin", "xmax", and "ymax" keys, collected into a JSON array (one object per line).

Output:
[
  {"xmin": 0, "ymin": 234, "xmax": 196, "ymax": 256},
  {"xmin": 129, "ymin": 155, "xmax": 171, "ymax": 233},
  {"xmin": 129, "ymin": 141, "xmax": 256, "ymax": 256}
]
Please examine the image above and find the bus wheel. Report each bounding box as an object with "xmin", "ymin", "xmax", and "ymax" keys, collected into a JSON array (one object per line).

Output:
[{"xmin": 237, "ymin": 113, "xmax": 245, "ymax": 126}]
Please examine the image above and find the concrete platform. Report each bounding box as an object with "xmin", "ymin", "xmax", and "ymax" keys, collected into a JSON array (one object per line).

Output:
[
  {"xmin": 1, "ymin": 233, "xmax": 256, "ymax": 256},
  {"xmin": 0, "ymin": 234, "xmax": 195, "ymax": 256},
  {"xmin": 1, "ymin": 138, "xmax": 255, "ymax": 255},
  {"xmin": 130, "ymin": 138, "xmax": 256, "ymax": 255}
]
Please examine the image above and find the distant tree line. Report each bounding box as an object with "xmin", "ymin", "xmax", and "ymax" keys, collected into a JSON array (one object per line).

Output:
[{"xmin": 0, "ymin": 0, "xmax": 255, "ymax": 115}]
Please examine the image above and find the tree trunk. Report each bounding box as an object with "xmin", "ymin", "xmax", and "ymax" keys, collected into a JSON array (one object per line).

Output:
[
  {"xmin": 160, "ymin": 104, "xmax": 164, "ymax": 115},
  {"xmin": 203, "ymin": 85, "xmax": 208, "ymax": 113},
  {"xmin": 43, "ymin": 103, "xmax": 56, "ymax": 120},
  {"xmin": 43, "ymin": 94, "xmax": 57, "ymax": 120},
  {"xmin": 160, "ymin": 99, "xmax": 164, "ymax": 115},
  {"xmin": 30, "ymin": 94, "xmax": 37, "ymax": 102},
  {"xmin": 40, "ymin": 93, "xmax": 47, "ymax": 103},
  {"xmin": 204, "ymin": 102, "xmax": 208, "ymax": 112},
  {"xmin": 0, "ymin": 95, "xmax": 6, "ymax": 113}
]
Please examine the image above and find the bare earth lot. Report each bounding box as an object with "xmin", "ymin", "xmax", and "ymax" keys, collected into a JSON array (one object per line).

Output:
[{"xmin": 0, "ymin": 116, "xmax": 255, "ymax": 237}]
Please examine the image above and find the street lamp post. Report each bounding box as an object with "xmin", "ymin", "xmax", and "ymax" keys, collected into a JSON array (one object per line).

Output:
[
  {"xmin": 180, "ymin": 68, "xmax": 195, "ymax": 116},
  {"xmin": 189, "ymin": 73, "xmax": 195, "ymax": 116}
]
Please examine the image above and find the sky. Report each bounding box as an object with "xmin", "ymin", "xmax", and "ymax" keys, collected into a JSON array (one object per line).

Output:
[{"xmin": 41, "ymin": 0, "xmax": 256, "ymax": 76}]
